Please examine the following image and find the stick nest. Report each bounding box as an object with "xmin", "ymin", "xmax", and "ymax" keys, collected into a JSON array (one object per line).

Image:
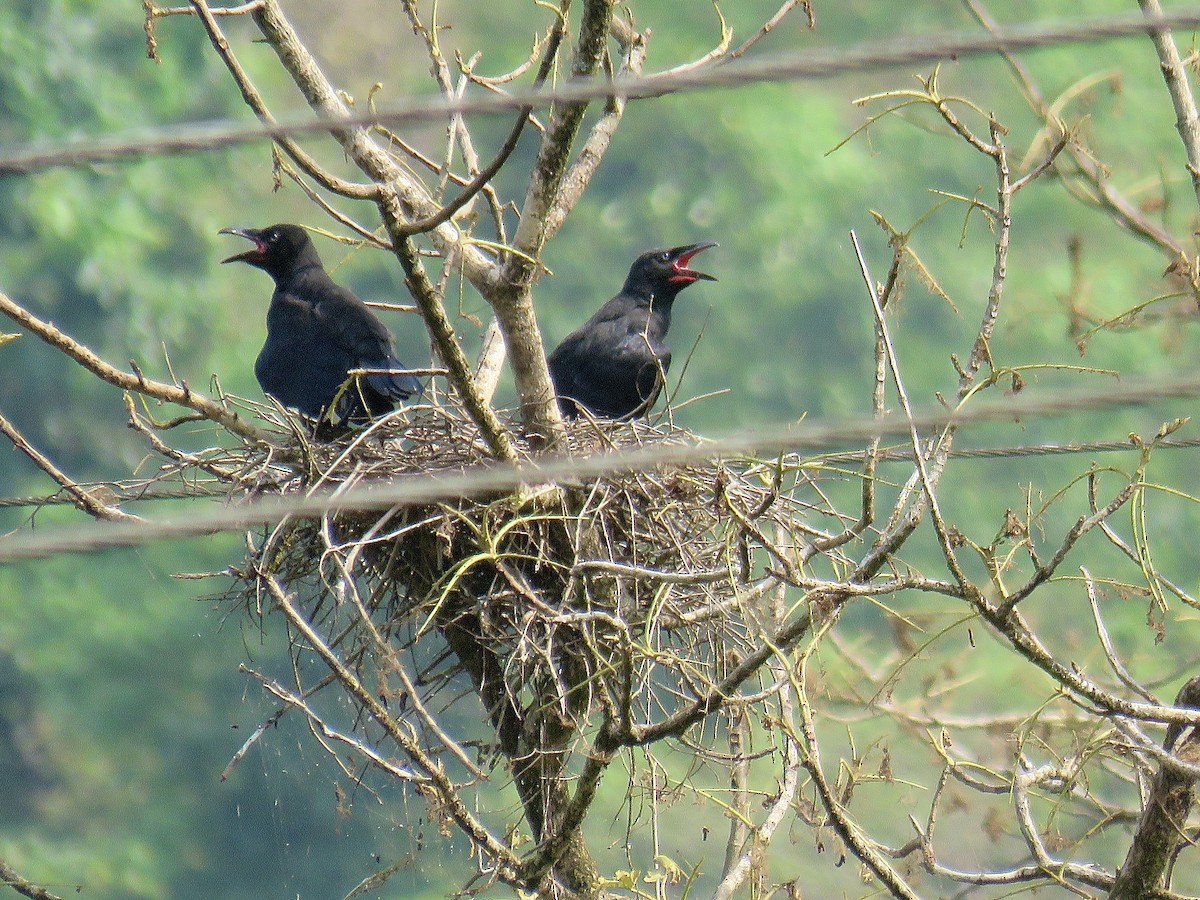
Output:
[{"xmin": 223, "ymin": 398, "xmax": 827, "ymax": 745}]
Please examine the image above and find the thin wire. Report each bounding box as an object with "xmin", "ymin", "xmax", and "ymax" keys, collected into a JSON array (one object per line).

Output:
[
  {"xmin": 822, "ymin": 435, "xmax": 1200, "ymax": 464},
  {"xmin": 3, "ymin": 433, "xmax": 1192, "ymax": 513},
  {"xmin": 2, "ymin": 370, "xmax": 1200, "ymax": 562},
  {"xmin": 2, "ymin": 9, "xmax": 1200, "ymax": 174}
]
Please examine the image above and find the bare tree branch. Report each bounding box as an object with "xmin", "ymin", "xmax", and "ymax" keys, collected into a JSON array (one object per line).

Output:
[
  {"xmin": 0, "ymin": 288, "xmax": 267, "ymax": 444},
  {"xmin": 1138, "ymin": 0, "xmax": 1200, "ymax": 213},
  {"xmin": 244, "ymin": 0, "xmax": 499, "ymax": 292},
  {"xmin": 0, "ymin": 410, "xmax": 141, "ymax": 522},
  {"xmin": 385, "ymin": 229, "xmax": 515, "ymax": 460},
  {"xmin": 1110, "ymin": 677, "xmax": 1200, "ymax": 898},
  {"xmin": 257, "ymin": 571, "xmax": 523, "ymax": 882},
  {"xmin": 0, "ymin": 857, "xmax": 66, "ymax": 900},
  {"xmin": 187, "ymin": 0, "xmax": 378, "ymax": 200}
]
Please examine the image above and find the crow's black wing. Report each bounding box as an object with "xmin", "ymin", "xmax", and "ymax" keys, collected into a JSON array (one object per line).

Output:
[
  {"xmin": 549, "ymin": 309, "xmax": 668, "ymax": 419},
  {"xmin": 256, "ymin": 290, "xmax": 356, "ymax": 417},
  {"xmin": 310, "ymin": 278, "xmax": 423, "ymax": 404}
]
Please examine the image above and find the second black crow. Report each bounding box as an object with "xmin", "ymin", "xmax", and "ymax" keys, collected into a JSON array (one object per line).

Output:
[
  {"xmin": 548, "ymin": 242, "xmax": 716, "ymax": 419},
  {"xmin": 220, "ymin": 223, "xmax": 422, "ymax": 427}
]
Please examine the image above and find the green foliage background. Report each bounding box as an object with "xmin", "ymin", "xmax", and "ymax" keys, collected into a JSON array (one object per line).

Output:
[{"xmin": 2, "ymin": 1, "xmax": 1200, "ymax": 897}]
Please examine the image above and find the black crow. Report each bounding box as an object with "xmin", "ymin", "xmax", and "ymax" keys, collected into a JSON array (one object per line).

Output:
[
  {"xmin": 220, "ymin": 224, "xmax": 422, "ymax": 427},
  {"xmin": 548, "ymin": 242, "xmax": 716, "ymax": 419}
]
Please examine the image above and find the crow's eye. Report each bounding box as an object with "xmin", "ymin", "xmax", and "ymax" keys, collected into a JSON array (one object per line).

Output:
[
  {"xmin": 658, "ymin": 251, "xmax": 671, "ymax": 263},
  {"xmin": 266, "ymin": 231, "xmax": 279, "ymax": 243}
]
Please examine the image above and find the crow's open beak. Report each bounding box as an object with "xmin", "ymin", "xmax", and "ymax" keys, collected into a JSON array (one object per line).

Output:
[
  {"xmin": 219, "ymin": 226, "xmax": 267, "ymax": 264},
  {"xmin": 669, "ymin": 241, "xmax": 718, "ymax": 283}
]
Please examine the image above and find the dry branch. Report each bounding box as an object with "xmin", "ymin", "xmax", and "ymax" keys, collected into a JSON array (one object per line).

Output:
[
  {"xmin": 215, "ymin": 395, "xmax": 851, "ymax": 893},
  {"xmin": 0, "ymin": 409, "xmax": 140, "ymax": 522},
  {"xmin": 0, "ymin": 288, "xmax": 266, "ymax": 444},
  {"xmin": 963, "ymin": 0, "xmax": 1194, "ymax": 275},
  {"xmin": 1110, "ymin": 677, "xmax": 1200, "ymax": 898},
  {"xmin": 1138, "ymin": 0, "xmax": 1200, "ymax": 212},
  {"xmin": 12, "ymin": 11, "xmax": 1200, "ymax": 176},
  {"xmin": 0, "ymin": 857, "xmax": 66, "ymax": 900},
  {"xmin": 11, "ymin": 5, "xmax": 1200, "ymax": 897}
]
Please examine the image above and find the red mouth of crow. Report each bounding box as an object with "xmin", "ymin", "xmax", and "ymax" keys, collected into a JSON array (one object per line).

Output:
[
  {"xmin": 220, "ymin": 234, "xmax": 269, "ymax": 265},
  {"xmin": 668, "ymin": 242, "xmax": 718, "ymax": 284}
]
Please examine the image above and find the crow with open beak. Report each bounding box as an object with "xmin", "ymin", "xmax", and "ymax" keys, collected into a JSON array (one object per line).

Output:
[
  {"xmin": 548, "ymin": 241, "xmax": 717, "ymax": 419},
  {"xmin": 219, "ymin": 223, "xmax": 422, "ymax": 431}
]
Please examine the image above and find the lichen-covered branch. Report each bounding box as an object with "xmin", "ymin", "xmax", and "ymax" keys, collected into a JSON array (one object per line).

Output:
[
  {"xmin": 959, "ymin": 118, "xmax": 1011, "ymax": 395},
  {"xmin": 542, "ymin": 18, "xmax": 647, "ymax": 240},
  {"xmin": 497, "ymin": 0, "xmax": 617, "ymax": 442},
  {"xmin": 0, "ymin": 857, "xmax": 64, "ymax": 900},
  {"xmin": 1110, "ymin": 677, "xmax": 1200, "ymax": 898}
]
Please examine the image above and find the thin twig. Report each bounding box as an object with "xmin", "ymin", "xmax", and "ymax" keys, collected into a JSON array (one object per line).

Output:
[
  {"xmin": 258, "ymin": 571, "xmax": 522, "ymax": 880},
  {"xmin": 0, "ymin": 410, "xmax": 140, "ymax": 522},
  {"xmin": 1082, "ymin": 565, "xmax": 1158, "ymax": 703},
  {"xmin": 851, "ymin": 230, "xmax": 970, "ymax": 594}
]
